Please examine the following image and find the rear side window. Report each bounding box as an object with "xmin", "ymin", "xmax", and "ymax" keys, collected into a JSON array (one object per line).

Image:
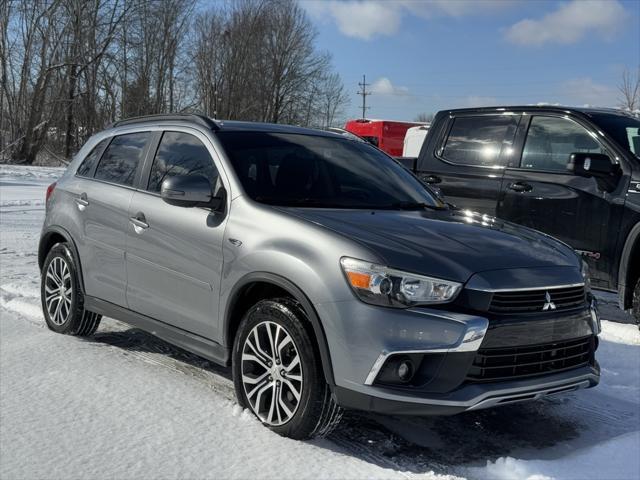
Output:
[
  {"xmin": 521, "ymin": 116, "xmax": 606, "ymax": 172},
  {"xmin": 94, "ymin": 132, "xmax": 150, "ymax": 186},
  {"xmin": 76, "ymin": 138, "xmax": 109, "ymax": 177},
  {"xmin": 441, "ymin": 115, "xmax": 519, "ymax": 167},
  {"xmin": 147, "ymin": 131, "xmax": 219, "ymax": 193}
]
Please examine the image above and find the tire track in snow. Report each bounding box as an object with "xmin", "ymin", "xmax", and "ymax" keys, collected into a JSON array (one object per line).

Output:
[{"xmin": 0, "ymin": 287, "xmax": 430, "ymax": 478}]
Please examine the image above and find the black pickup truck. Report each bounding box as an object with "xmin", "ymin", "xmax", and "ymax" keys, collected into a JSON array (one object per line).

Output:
[{"xmin": 397, "ymin": 106, "xmax": 640, "ymax": 322}]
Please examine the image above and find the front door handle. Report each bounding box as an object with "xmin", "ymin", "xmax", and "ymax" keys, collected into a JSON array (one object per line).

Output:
[
  {"xmin": 508, "ymin": 182, "xmax": 532, "ymax": 193},
  {"xmin": 421, "ymin": 174, "xmax": 442, "ymax": 184},
  {"xmin": 75, "ymin": 193, "xmax": 89, "ymax": 211},
  {"xmin": 129, "ymin": 212, "xmax": 149, "ymax": 234}
]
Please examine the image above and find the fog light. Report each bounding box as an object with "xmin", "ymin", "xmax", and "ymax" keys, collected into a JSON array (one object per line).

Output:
[{"xmin": 397, "ymin": 359, "xmax": 414, "ymax": 382}]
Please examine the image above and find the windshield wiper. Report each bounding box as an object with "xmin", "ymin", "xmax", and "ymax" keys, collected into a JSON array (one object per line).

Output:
[{"xmin": 388, "ymin": 201, "xmax": 448, "ymax": 211}]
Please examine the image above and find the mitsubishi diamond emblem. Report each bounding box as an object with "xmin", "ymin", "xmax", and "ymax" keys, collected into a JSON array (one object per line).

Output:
[{"xmin": 542, "ymin": 291, "xmax": 556, "ymax": 311}]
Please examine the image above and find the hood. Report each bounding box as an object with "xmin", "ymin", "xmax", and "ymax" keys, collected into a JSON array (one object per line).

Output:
[{"xmin": 278, "ymin": 207, "xmax": 580, "ymax": 283}]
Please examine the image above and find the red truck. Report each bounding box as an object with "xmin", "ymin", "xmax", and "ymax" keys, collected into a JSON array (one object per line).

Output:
[{"xmin": 343, "ymin": 119, "xmax": 424, "ymax": 157}]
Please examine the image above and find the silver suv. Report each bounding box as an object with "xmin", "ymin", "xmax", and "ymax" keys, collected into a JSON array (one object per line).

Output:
[{"xmin": 39, "ymin": 114, "xmax": 601, "ymax": 439}]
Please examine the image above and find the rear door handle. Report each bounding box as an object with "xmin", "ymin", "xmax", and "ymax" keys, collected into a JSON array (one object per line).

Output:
[
  {"xmin": 75, "ymin": 193, "xmax": 89, "ymax": 211},
  {"xmin": 129, "ymin": 212, "xmax": 149, "ymax": 234},
  {"xmin": 508, "ymin": 182, "xmax": 532, "ymax": 193},
  {"xmin": 421, "ymin": 174, "xmax": 442, "ymax": 184}
]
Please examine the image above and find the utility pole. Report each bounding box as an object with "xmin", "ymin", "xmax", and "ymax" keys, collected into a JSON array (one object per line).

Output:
[{"xmin": 357, "ymin": 74, "xmax": 371, "ymax": 119}]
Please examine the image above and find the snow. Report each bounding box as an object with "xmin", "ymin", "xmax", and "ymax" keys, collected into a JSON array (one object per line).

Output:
[
  {"xmin": 467, "ymin": 431, "xmax": 640, "ymax": 480},
  {"xmin": 1, "ymin": 164, "xmax": 639, "ymax": 480},
  {"xmin": 600, "ymin": 320, "xmax": 640, "ymax": 346}
]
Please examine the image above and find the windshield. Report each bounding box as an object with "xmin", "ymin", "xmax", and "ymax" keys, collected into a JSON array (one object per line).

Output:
[
  {"xmin": 590, "ymin": 113, "xmax": 640, "ymax": 159},
  {"xmin": 216, "ymin": 131, "xmax": 442, "ymax": 209}
]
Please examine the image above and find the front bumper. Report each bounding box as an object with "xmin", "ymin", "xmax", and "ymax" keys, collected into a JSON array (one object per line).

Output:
[
  {"xmin": 333, "ymin": 365, "xmax": 600, "ymax": 415},
  {"xmin": 317, "ymin": 295, "xmax": 601, "ymax": 415}
]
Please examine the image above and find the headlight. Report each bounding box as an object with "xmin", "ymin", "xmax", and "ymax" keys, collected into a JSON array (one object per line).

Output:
[
  {"xmin": 581, "ymin": 260, "xmax": 592, "ymax": 291},
  {"xmin": 340, "ymin": 257, "xmax": 462, "ymax": 308}
]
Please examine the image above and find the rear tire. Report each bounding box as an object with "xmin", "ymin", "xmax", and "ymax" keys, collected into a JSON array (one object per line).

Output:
[
  {"xmin": 41, "ymin": 242, "xmax": 101, "ymax": 336},
  {"xmin": 232, "ymin": 298, "xmax": 342, "ymax": 439}
]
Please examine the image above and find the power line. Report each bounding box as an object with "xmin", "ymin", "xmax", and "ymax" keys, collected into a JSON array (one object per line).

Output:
[{"xmin": 357, "ymin": 74, "xmax": 371, "ymax": 119}]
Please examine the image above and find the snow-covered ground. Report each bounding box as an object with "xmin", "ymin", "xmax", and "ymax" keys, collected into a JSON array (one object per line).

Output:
[{"xmin": 1, "ymin": 164, "xmax": 639, "ymax": 480}]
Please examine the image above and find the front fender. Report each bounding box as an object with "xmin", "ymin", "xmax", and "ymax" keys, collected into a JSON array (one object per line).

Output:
[
  {"xmin": 618, "ymin": 222, "xmax": 640, "ymax": 310},
  {"xmin": 223, "ymin": 271, "xmax": 336, "ymax": 386}
]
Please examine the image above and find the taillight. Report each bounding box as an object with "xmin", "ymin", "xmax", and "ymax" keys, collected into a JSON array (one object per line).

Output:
[{"xmin": 46, "ymin": 182, "xmax": 56, "ymax": 202}]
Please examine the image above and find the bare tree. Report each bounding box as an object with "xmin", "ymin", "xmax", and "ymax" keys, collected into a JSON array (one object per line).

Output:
[
  {"xmin": 618, "ymin": 67, "xmax": 640, "ymax": 112},
  {"xmin": 414, "ymin": 112, "xmax": 434, "ymax": 123},
  {"xmin": 1, "ymin": 0, "xmax": 348, "ymax": 164},
  {"xmin": 2, "ymin": 0, "xmax": 127, "ymax": 163},
  {"xmin": 192, "ymin": 0, "xmax": 347, "ymax": 127}
]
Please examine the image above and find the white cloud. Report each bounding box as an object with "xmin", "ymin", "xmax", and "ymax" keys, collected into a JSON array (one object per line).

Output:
[
  {"xmin": 561, "ymin": 77, "xmax": 619, "ymax": 107},
  {"xmin": 304, "ymin": 0, "xmax": 514, "ymax": 40},
  {"xmin": 370, "ymin": 77, "xmax": 409, "ymax": 96},
  {"xmin": 505, "ymin": 0, "xmax": 627, "ymax": 47},
  {"xmin": 324, "ymin": 1, "xmax": 400, "ymax": 40}
]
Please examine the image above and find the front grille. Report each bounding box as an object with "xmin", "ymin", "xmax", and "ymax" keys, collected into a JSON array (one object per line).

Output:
[
  {"xmin": 489, "ymin": 285, "xmax": 586, "ymax": 314},
  {"xmin": 466, "ymin": 336, "xmax": 594, "ymax": 383}
]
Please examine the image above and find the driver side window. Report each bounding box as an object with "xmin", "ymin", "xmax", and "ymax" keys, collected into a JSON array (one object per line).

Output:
[
  {"xmin": 521, "ymin": 116, "xmax": 607, "ymax": 172},
  {"xmin": 147, "ymin": 131, "xmax": 219, "ymax": 193}
]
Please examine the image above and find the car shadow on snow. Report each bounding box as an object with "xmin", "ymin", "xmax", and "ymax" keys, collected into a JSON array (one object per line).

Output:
[
  {"xmin": 87, "ymin": 324, "xmax": 639, "ymax": 476},
  {"xmin": 90, "ymin": 326, "xmax": 233, "ymax": 381}
]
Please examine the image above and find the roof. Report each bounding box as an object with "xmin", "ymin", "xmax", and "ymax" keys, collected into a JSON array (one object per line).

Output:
[
  {"xmin": 214, "ymin": 120, "xmax": 339, "ymax": 137},
  {"xmin": 440, "ymin": 105, "xmax": 634, "ymax": 118},
  {"xmin": 108, "ymin": 113, "xmax": 341, "ymax": 138}
]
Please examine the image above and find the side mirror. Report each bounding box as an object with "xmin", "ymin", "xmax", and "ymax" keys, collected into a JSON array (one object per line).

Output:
[
  {"xmin": 161, "ymin": 175, "xmax": 225, "ymax": 211},
  {"xmin": 567, "ymin": 152, "xmax": 621, "ymax": 192}
]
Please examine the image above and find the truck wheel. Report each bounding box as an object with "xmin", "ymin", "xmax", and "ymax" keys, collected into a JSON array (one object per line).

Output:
[
  {"xmin": 233, "ymin": 298, "xmax": 342, "ymax": 439},
  {"xmin": 632, "ymin": 277, "xmax": 640, "ymax": 328},
  {"xmin": 41, "ymin": 242, "xmax": 102, "ymax": 336}
]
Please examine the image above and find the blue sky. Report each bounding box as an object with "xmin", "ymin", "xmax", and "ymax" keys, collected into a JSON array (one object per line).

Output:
[{"xmin": 302, "ymin": 0, "xmax": 640, "ymax": 121}]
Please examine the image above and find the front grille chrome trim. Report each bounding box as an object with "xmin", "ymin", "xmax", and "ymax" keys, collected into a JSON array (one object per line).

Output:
[
  {"xmin": 488, "ymin": 285, "xmax": 587, "ymax": 314},
  {"xmin": 468, "ymin": 282, "xmax": 584, "ymax": 293}
]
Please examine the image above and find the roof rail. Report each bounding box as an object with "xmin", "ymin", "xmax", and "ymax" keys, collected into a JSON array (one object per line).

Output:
[{"xmin": 109, "ymin": 113, "xmax": 219, "ymax": 130}]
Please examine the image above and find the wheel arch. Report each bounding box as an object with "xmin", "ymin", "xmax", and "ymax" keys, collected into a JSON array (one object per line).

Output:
[
  {"xmin": 224, "ymin": 272, "xmax": 335, "ymax": 387},
  {"xmin": 39, "ymin": 226, "xmax": 86, "ymax": 294},
  {"xmin": 618, "ymin": 222, "xmax": 640, "ymax": 310}
]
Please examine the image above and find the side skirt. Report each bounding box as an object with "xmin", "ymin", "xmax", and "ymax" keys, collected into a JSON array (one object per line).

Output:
[{"xmin": 84, "ymin": 296, "xmax": 229, "ymax": 365}]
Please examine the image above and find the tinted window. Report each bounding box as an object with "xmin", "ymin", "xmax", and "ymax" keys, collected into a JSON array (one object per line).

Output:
[
  {"xmin": 77, "ymin": 138, "xmax": 109, "ymax": 177},
  {"xmin": 442, "ymin": 115, "xmax": 519, "ymax": 166},
  {"xmin": 216, "ymin": 131, "xmax": 441, "ymax": 209},
  {"xmin": 590, "ymin": 113, "xmax": 640, "ymax": 158},
  {"xmin": 94, "ymin": 132, "xmax": 149, "ymax": 186},
  {"xmin": 148, "ymin": 132, "xmax": 218, "ymax": 193},
  {"xmin": 521, "ymin": 116, "xmax": 606, "ymax": 171}
]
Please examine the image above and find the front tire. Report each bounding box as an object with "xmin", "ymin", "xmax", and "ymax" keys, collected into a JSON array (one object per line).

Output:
[
  {"xmin": 232, "ymin": 298, "xmax": 342, "ymax": 439},
  {"xmin": 41, "ymin": 242, "xmax": 101, "ymax": 336}
]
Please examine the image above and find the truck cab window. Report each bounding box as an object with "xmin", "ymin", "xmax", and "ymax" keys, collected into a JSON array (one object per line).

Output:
[
  {"xmin": 521, "ymin": 116, "xmax": 606, "ymax": 172},
  {"xmin": 441, "ymin": 115, "xmax": 519, "ymax": 167}
]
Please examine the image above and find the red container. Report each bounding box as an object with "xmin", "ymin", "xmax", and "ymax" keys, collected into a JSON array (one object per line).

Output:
[{"xmin": 344, "ymin": 119, "xmax": 424, "ymax": 156}]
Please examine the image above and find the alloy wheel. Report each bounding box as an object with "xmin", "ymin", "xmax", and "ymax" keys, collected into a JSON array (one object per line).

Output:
[
  {"xmin": 44, "ymin": 257, "xmax": 72, "ymax": 325},
  {"xmin": 241, "ymin": 320, "xmax": 303, "ymax": 426}
]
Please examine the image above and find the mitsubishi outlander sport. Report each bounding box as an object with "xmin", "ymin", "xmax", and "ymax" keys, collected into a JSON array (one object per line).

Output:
[{"xmin": 39, "ymin": 114, "xmax": 601, "ymax": 439}]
